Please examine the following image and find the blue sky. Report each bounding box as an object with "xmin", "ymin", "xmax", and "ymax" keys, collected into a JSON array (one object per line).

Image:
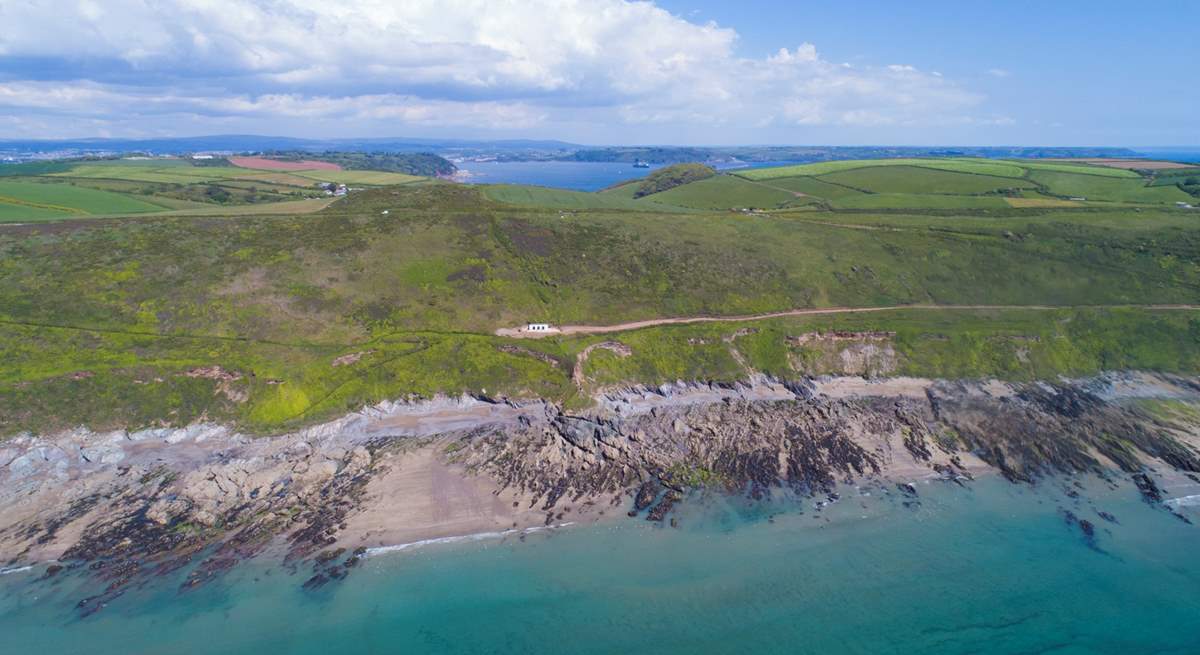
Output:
[
  {"xmin": 0, "ymin": 0, "xmax": 1195, "ymax": 145},
  {"xmin": 659, "ymin": 0, "xmax": 1198, "ymax": 145}
]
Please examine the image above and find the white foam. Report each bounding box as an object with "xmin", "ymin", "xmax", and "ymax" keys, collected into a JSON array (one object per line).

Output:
[
  {"xmin": 0, "ymin": 565, "xmax": 33, "ymax": 576},
  {"xmin": 1165, "ymin": 494, "xmax": 1200, "ymax": 509},
  {"xmin": 363, "ymin": 522, "xmax": 576, "ymax": 557}
]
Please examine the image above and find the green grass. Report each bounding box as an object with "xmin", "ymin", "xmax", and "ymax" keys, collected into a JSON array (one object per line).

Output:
[
  {"xmin": 638, "ymin": 175, "xmax": 802, "ymax": 209},
  {"xmin": 1030, "ymin": 170, "xmax": 1192, "ymax": 204},
  {"xmin": 52, "ymin": 164, "xmax": 247, "ymax": 184},
  {"xmin": 582, "ymin": 308, "xmax": 1200, "ymax": 386},
  {"xmin": 1007, "ymin": 160, "xmax": 1142, "ymax": 178},
  {"xmin": 739, "ymin": 158, "xmax": 1029, "ymax": 180},
  {"xmin": 0, "ymin": 180, "xmax": 168, "ymax": 218},
  {"xmin": 291, "ymin": 170, "xmax": 425, "ymax": 186},
  {"xmin": 631, "ymin": 163, "xmax": 716, "ymax": 198},
  {"xmin": 596, "ymin": 181, "xmax": 642, "ymax": 200},
  {"xmin": 816, "ymin": 166, "xmax": 1035, "ymax": 195},
  {"xmin": 0, "ymin": 202, "xmax": 75, "ymax": 221},
  {"xmin": 0, "ymin": 161, "xmax": 73, "ymax": 176},
  {"xmin": 5, "ymin": 177, "xmax": 1200, "ymax": 437},
  {"xmin": 483, "ymin": 184, "xmax": 690, "ymax": 212},
  {"xmin": 753, "ymin": 175, "xmax": 864, "ymax": 199},
  {"xmin": 829, "ymin": 193, "xmax": 1011, "ymax": 210}
]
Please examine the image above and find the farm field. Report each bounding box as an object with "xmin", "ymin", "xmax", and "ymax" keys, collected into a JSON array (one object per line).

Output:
[
  {"xmin": 756, "ymin": 175, "xmax": 865, "ymax": 199},
  {"xmin": 1030, "ymin": 170, "xmax": 1193, "ymax": 204},
  {"xmin": 596, "ymin": 181, "xmax": 642, "ymax": 200},
  {"xmin": 638, "ymin": 174, "xmax": 804, "ymax": 209},
  {"xmin": 0, "ymin": 155, "xmax": 438, "ymax": 222},
  {"xmin": 829, "ymin": 193, "xmax": 1011, "ymax": 210},
  {"xmin": 291, "ymin": 169, "xmax": 426, "ymax": 186},
  {"xmin": 0, "ymin": 202, "xmax": 75, "ymax": 221},
  {"xmin": 1048, "ymin": 158, "xmax": 1198, "ymax": 171},
  {"xmin": 1003, "ymin": 160, "xmax": 1141, "ymax": 178},
  {"xmin": 815, "ymin": 165, "xmax": 1034, "ymax": 195},
  {"xmin": 737, "ymin": 158, "xmax": 1030, "ymax": 179},
  {"xmin": 0, "ymin": 180, "xmax": 168, "ymax": 216},
  {"xmin": 228, "ymin": 156, "xmax": 341, "ymax": 171},
  {"xmin": 1004, "ymin": 196, "xmax": 1083, "ymax": 208}
]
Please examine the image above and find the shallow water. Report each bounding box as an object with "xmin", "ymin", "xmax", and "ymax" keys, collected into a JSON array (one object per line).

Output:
[{"xmin": 2, "ymin": 477, "xmax": 1198, "ymax": 654}]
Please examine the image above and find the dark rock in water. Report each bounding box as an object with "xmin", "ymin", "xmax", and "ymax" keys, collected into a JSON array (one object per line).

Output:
[
  {"xmin": 302, "ymin": 573, "xmax": 329, "ymax": 591},
  {"xmin": 314, "ymin": 548, "xmax": 346, "ymax": 567},
  {"xmin": 1061, "ymin": 508, "xmax": 1101, "ymax": 551},
  {"xmin": 1131, "ymin": 473, "xmax": 1163, "ymax": 504},
  {"xmin": 1096, "ymin": 511, "xmax": 1118, "ymax": 524},
  {"xmin": 647, "ymin": 491, "xmax": 681, "ymax": 522},
  {"xmin": 633, "ymin": 480, "xmax": 661, "ymax": 512},
  {"xmin": 897, "ymin": 482, "xmax": 919, "ymax": 497},
  {"xmin": 42, "ymin": 564, "xmax": 64, "ymax": 579}
]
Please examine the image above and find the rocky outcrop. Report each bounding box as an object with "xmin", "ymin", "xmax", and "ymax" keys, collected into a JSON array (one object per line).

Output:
[{"xmin": 1, "ymin": 373, "xmax": 1198, "ymax": 615}]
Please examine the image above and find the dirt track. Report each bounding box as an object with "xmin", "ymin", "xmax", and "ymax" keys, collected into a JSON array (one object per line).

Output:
[{"xmin": 496, "ymin": 304, "xmax": 1200, "ymax": 338}]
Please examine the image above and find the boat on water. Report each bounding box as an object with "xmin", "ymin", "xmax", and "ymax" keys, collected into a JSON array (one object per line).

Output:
[{"xmin": 632, "ymin": 160, "xmax": 651, "ymax": 168}]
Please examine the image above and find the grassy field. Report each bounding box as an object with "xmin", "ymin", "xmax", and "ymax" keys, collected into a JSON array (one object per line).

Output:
[
  {"xmin": 738, "ymin": 158, "xmax": 1030, "ymax": 180},
  {"xmin": 1007, "ymin": 159, "xmax": 1142, "ymax": 178},
  {"xmin": 755, "ymin": 175, "xmax": 865, "ymax": 199},
  {"xmin": 638, "ymin": 175, "xmax": 803, "ymax": 209},
  {"xmin": 815, "ymin": 165, "xmax": 1035, "ymax": 195},
  {"xmin": 829, "ymin": 193, "xmax": 1012, "ymax": 210},
  {"xmin": 291, "ymin": 169, "xmax": 426, "ymax": 186},
  {"xmin": 1031, "ymin": 170, "xmax": 1193, "ymax": 204},
  {"xmin": 4, "ymin": 161, "xmax": 1200, "ymax": 436},
  {"xmin": 0, "ymin": 202, "xmax": 76, "ymax": 221},
  {"xmin": 0, "ymin": 157, "xmax": 415, "ymax": 223},
  {"xmin": 0, "ymin": 180, "xmax": 168, "ymax": 217}
]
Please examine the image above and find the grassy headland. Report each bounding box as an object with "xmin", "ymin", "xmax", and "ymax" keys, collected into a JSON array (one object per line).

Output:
[{"xmin": 2, "ymin": 157, "xmax": 1199, "ymax": 436}]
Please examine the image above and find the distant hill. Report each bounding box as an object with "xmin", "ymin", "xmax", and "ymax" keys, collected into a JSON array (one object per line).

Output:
[
  {"xmin": 561, "ymin": 145, "xmax": 1144, "ymax": 165},
  {"xmin": 0, "ymin": 135, "xmax": 583, "ymax": 158}
]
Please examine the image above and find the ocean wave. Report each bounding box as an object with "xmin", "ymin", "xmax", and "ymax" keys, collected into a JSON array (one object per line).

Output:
[
  {"xmin": 1165, "ymin": 494, "xmax": 1200, "ymax": 508},
  {"xmin": 363, "ymin": 522, "xmax": 576, "ymax": 557},
  {"xmin": 0, "ymin": 565, "xmax": 33, "ymax": 576}
]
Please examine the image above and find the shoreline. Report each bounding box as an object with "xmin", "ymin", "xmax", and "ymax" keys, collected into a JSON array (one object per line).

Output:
[{"xmin": 2, "ymin": 370, "xmax": 1199, "ymax": 612}]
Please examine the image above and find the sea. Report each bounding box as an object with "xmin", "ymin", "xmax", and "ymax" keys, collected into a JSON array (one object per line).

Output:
[
  {"xmin": 452, "ymin": 160, "xmax": 797, "ymax": 192},
  {"xmin": 452, "ymin": 152, "xmax": 1200, "ymax": 192},
  {"xmin": 2, "ymin": 476, "xmax": 1198, "ymax": 654}
]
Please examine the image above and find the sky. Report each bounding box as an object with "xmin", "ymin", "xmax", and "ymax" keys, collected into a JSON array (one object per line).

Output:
[{"xmin": 0, "ymin": 0, "xmax": 1195, "ymax": 146}]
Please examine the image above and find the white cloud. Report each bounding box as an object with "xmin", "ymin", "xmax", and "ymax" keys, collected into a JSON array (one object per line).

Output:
[
  {"xmin": 0, "ymin": 0, "xmax": 989, "ymax": 138},
  {"xmin": 987, "ymin": 68, "xmax": 1012, "ymax": 78}
]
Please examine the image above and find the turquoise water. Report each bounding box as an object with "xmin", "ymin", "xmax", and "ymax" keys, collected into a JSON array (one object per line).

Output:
[{"xmin": 2, "ymin": 477, "xmax": 1198, "ymax": 654}]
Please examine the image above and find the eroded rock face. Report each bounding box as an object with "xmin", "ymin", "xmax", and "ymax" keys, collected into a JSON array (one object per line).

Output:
[
  {"xmin": 453, "ymin": 376, "xmax": 1200, "ymax": 522},
  {"xmin": 1, "ymin": 374, "xmax": 1198, "ymax": 616}
]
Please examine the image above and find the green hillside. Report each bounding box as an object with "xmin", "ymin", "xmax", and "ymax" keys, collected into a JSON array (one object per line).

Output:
[
  {"xmin": 815, "ymin": 166, "xmax": 1034, "ymax": 195},
  {"xmin": 632, "ymin": 163, "xmax": 716, "ymax": 197},
  {"xmin": 3, "ymin": 158, "xmax": 1199, "ymax": 436},
  {"xmin": 639, "ymin": 175, "xmax": 804, "ymax": 210}
]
